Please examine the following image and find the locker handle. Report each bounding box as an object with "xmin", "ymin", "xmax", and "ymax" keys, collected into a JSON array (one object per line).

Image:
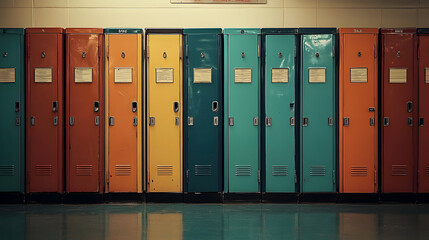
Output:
[
  {"xmin": 384, "ymin": 117, "xmax": 390, "ymax": 126},
  {"xmin": 53, "ymin": 116, "xmax": 58, "ymax": 126},
  {"xmin": 94, "ymin": 101, "xmax": 99, "ymax": 112},
  {"xmin": 212, "ymin": 101, "xmax": 218, "ymax": 112},
  {"xmin": 15, "ymin": 102, "xmax": 20, "ymax": 112},
  {"xmin": 52, "ymin": 101, "xmax": 58, "ymax": 112},
  {"xmin": 173, "ymin": 102, "xmax": 179, "ymax": 113},
  {"xmin": 303, "ymin": 118, "xmax": 308, "ymax": 127},
  {"xmin": 420, "ymin": 118, "xmax": 424, "ymax": 126},
  {"xmin": 407, "ymin": 101, "xmax": 413, "ymax": 113},
  {"xmin": 132, "ymin": 101, "xmax": 137, "ymax": 113}
]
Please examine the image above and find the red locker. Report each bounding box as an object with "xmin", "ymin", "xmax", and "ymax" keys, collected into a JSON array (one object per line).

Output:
[
  {"xmin": 418, "ymin": 29, "xmax": 429, "ymax": 193},
  {"xmin": 26, "ymin": 28, "xmax": 64, "ymax": 193},
  {"xmin": 65, "ymin": 28, "xmax": 104, "ymax": 193},
  {"xmin": 381, "ymin": 28, "xmax": 418, "ymax": 193}
]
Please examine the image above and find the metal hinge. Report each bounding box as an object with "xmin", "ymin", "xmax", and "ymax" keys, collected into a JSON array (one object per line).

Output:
[
  {"xmin": 258, "ymin": 170, "xmax": 261, "ymax": 183},
  {"xmin": 180, "ymin": 46, "xmax": 183, "ymax": 60},
  {"xmin": 133, "ymin": 117, "xmax": 138, "ymax": 126},
  {"xmin": 290, "ymin": 117, "xmax": 295, "ymax": 126},
  {"xmin": 332, "ymin": 170, "xmax": 336, "ymax": 184},
  {"xmin": 328, "ymin": 117, "xmax": 334, "ymax": 126},
  {"xmin": 228, "ymin": 117, "xmax": 234, "ymax": 126},
  {"xmin": 188, "ymin": 117, "xmax": 194, "ymax": 126},
  {"xmin": 294, "ymin": 170, "xmax": 297, "ymax": 183},
  {"xmin": 185, "ymin": 44, "xmax": 188, "ymax": 58},
  {"xmin": 149, "ymin": 117, "xmax": 155, "ymax": 126},
  {"xmin": 253, "ymin": 117, "xmax": 258, "ymax": 126},
  {"xmin": 258, "ymin": 45, "xmax": 260, "ymax": 58},
  {"xmin": 186, "ymin": 169, "xmax": 189, "ymax": 182}
]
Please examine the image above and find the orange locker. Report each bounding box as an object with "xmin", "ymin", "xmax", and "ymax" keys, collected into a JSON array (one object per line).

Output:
[
  {"xmin": 26, "ymin": 28, "xmax": 64, "ymax": 193},
  {"xmin": 104, "ymin": 29, "xmax": 142, "ymax": 193},
  {"xmin": 339, "ymin": 28, "xmax": 378, "ymax": 193},
  {"xmin": 65, "ymin": 28, "xmax": 104, "ymax": 193}
]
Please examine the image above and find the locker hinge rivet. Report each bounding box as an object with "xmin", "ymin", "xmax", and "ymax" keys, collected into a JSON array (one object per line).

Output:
[
  {"xmin": 41, "ymin": 52, "xmax": 46, "ymax": 58},
  {"xmin": 357, "ymin": 52, "xmax": 361, "ymax": 57},
  {"xmin": 163, "ymin": 52, "xmax": 167, "ymax": 58},
  {"xmin": 3, "ymin": 52, "xmax": 7, "ymax": 57},
  {"xmin": 241, "ymin": 52, "xmax": 245, "ymax": 58},
  {"xmin": 121, "ymin": 52, "xmax": 125, "ymax": 58},
  {"xmin": 82, "ymin": 52, "xmax": 86, "ymax": 58},
  {"xmin": 201, "ymin": 52, "xmax": 205, "ymax": 58}
]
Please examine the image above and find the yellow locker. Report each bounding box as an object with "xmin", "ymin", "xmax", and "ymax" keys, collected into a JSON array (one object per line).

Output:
[{"xmin": 146, "ymin": 29, "xmax": 183, "ymax": 192}]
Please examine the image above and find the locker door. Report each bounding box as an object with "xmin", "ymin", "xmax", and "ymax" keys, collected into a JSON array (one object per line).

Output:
[
  {"xmin": 419, "ymin": 34, "xmax": 429, "ymax": 193},
  {"xmin": 225, "ymin": 32, "xmax": 260, "ymax": 193},
  {"xmin": 147, "ymin": 34, "xmax": 183, "ymax": 192},
  {"xmin": 300, "ymin": 34, "xmax": 336, "ymax": 192},
  {"xmin": 106, "ymin": 34, "xmax": 141, "ymax": 193},
  {"xmin": 340, "ymin": 32, "xmax": 378, "ymax": 193},
  {"xmin": 0, "ymin": 30, "xmax": 24, "ymax": 192},
  {"xmin": 26, "ymin": 31, "xmax": 63, "ymax": 193},
  {"xmin": 67, "ymin": 32, "xmax": 102, "ymax": 192},
  {"xmin": 184, "ymin": 32, "xmax": 222, "ymax": 193},
  {"xmin": 264, "ymin": 34, "xmax": 296, "ymax": 192},
  {"xmin": 381, "ymin": 31, "xmax": 417, "ymax": 193}
]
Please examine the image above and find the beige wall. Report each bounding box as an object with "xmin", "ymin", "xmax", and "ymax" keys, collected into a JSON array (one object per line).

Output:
[{"xmin": 0, "ymin": 0, "xmax": 428, "ymax": 28}]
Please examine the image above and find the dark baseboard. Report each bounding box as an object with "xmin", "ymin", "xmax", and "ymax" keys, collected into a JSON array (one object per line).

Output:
[
  {"xmin": 0, "ymin": 192, "xmax": 25, "ymax": 204},
  {"xmin": 337, "ymin": 193, "xmax": 380, "ymax": 203},
  {"xmin": 223, "ymin": 193, "xmax": 261, "ymax": 203},
  {"xmin": 25, "ymin": 193, "xmax": 63, "ymax": 204},
  {"xmin": 184, "ymin": 192, "xmax": 223, "ymax": 203},
  {"xmin": 417, "ymin": 193, "xmax": 429, "ymax": 203},
  {"xmin": 103, "ymin": 193, "xmax": 144, "ymax": 203},
  {"xmin": 261, "ymin": 192, "xmax": 299, "ymax": 203},
  {"xmin": 63, "ymin": 193, "xmax": 103, "ymax": 204},
  {"xmin": 379, "ymin": 193, "xmax": 417, "ymax": 203},
  {"xmin": 145, "ymin": 193, "xmax": 184, "ymax": 203},
  {"xmin": 299, "ymin": 193, "xmax": 339, "ymax": 203}
]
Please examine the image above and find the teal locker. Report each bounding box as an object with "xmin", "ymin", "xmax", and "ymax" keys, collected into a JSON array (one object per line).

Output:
[
  {"xmin": 262, "ymin": 28, "xmax": 298, "ymax": 193},
  {"xmin": 0, "ymin": 28, "xmax": 25, "ymax": 192},
  {"xmin": 224, "ymin": 28, "xmax": 261, "ymax": 193},
  {"xmin": 299, "ymin": 28, "xmax": 336, "ymax": 192},
  {"xmin": 183, "ymin": 28, "xmax": 223, "ymax": 193}
]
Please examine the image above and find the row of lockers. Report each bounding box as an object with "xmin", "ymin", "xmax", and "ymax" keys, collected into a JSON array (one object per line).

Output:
[{"xmin": 0, "ymin": 27, "xmax": 428, "ymax": 194}]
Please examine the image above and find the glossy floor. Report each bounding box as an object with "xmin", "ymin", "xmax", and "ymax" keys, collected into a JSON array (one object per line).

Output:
[{"xmin": 1, "ymin": 204, "xmax": 428, "ymax": 240}]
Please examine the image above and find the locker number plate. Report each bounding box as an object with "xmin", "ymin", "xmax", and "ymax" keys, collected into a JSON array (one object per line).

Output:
[
  {"xmin": 194, "ymin": 68, "xmax": 212, "ymax": 83},
  {"xmin": 0, "ymin": 68, "xmax": 15, "ymax": 83},
  {"xmin": 350, "ymin": 68, "xmax": 368, "ymax": 83},
  {"xmin": 35, "ymin": 68, "xmax": 52, "ymax": 83},
  {"xmin": 235, "ymin": 68, "xmax": 252, "ymax": 83},
  {"xmin": 115, "ymin": 68, "xmax": 133, "ymax": 83},
  {"xmin": 309, "ymin": 68, "xmax": 326, "ymax": 83},
  {"xmin": 74, "ymin": 67, "xmax": 93, "ymax": 83},
  {"xmin": 156, "ymin": 68, "xmax": 174, "ymax": 83},
  {"xmin": 389, "ymin": 68, "xmax": 407, "ymax": 83},
  {"xmin": 426, "ymin": 68, "xmax": 429, "ymax": 83},
  {"xmin": 271, "ymin": 68, "xmax": 289, "ymax": 83}
]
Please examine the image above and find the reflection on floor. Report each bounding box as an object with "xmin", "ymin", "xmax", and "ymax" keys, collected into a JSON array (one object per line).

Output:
[{"xmin": 0, "ymin": 204, "xmax": 428, "ymax": 240}]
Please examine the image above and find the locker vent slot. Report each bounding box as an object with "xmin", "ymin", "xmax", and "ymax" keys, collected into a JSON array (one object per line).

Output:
[
  {"xmin": 157, "ymin": 165, "xmax": 173, "ymax": 176},
  {"xmin": 195, "ymin": 165, "xmax": 212, "ymax": 176},
  {"xmin": 235, "ymin": 165, "xmax": 251, "ymax": 176},
  {"xmin": 425, "ymin": 166, "xmax": 429, "ymax": 176},
  {"xmin": 115, "ymin": 165, "xmax": 131, "ymax": 176},
  {"xmin": 76, "ymin": 165, "xmax": 93, "ymax": 176},
  {"xmin": 0, "ymin": 165, "xmax": 14, "ymax": 176},
  {"xmin": 310, "ymin": 166, "xmax": 326, "ymax": 176},
  {"xmin": 272, "ymin": 165, "xmax": 288, "ymax": 176},
  {"xmin": 392, "ymin": 165, "xmax": 408, "ymax": 176},
  {"xmin": 35, "ymin": 165, "xmax": 53, "ymax": 176},
  {"xmin": 351, "ymin": 166, "xmax": 368, "ymax": 176}
]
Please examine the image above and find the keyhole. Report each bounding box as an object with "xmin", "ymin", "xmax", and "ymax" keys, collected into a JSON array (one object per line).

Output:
[
  {"xmin": 357, "ymin": 52, "xmax": 361, "ymax": 57},
  {"xmin": 41, "ymin": 52, "xmax": 46, "ymax": 58},
  {"xmin": 241, "ymin": 52, "xmax": 245, "ymax": 58},
  {"xmin": 396, "ymin": 51, "xmax": 401, "ymax": 58},
  {"xmin": 82, "ymin": 52, "xmax": 86, "ymax": 58},
  {"xmin": 121, "ymin": 52, "xmax": 125, "ymax": 58},
  {"xmin": 201, "ymin": 52, "xmax": 205, "ymax": 58},
  {"xmin": 163, "ymin": 52, "xmax": 167, "ymax": 58},
  {"xmin": 315, "ymin": 52, "xmax": 319, "ymax": 58},
  {"xmin": 278, "ymin": 52, "xmax": 282, "ymax": 58}
]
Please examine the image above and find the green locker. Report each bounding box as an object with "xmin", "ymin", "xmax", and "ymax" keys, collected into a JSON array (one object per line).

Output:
[
  {"xmin": 0, "ymin": 28, "xmax": 25, "ymax": 192},
  {"xmin": 299, "ymin": 28, "xmax": 336, "ymax": 192},
  {"xmin": 262, "ymin": 28, "xmax": 298, "ymax": 193},
  {"xmin": 224, "ymin": 28, "xmax": 261, "ymax": 193},
  {"xmin": 183, "ymin": 29, "xmax": 223, "ymax": 193}
]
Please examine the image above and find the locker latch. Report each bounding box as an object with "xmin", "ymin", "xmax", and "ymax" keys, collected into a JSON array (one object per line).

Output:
[
  {"xmin": 370, "ymin": 118, "xmax": 375, "ymax": 126},
  {"xmin": 94, "ymin": 101, "xmax": 99, "ymax": 112},
  {"xmin": 420, "ymin": 118, "xmax": 425, "ymax": 126},
  {"xmin": 52, "ymin": 101, "xmax": 58, "ymax": 112},
  {"xmin": 173, "ymin": 102, "xmax": 179, "ymax": 113},
  {"xmin": 214, "ymin": 116, "xmax": 219, "ymax": 126},
  {"xmin": 30, "ymin": 117, "xmax": 35, "ymax": 126},
  {"xmin": 328, "ymin": 117, "xmax": 334, "ymax": 126},
  {"xmin": 132, "ymin": 101, "xmax": 137, "ymax": 113},
  {"xmin": 70, "ymin": 117, "xmax": 75, "ymax": 126},
  {"xmin": 408, "ymin": 117, "xmax": 413, "ymax": 126},
  {"xmin": 407, "ymin": 101, "xmax": 413, "ymax": 113},
  {"xmin": 15, "ymin": 117, "xmax": 20, "ymax": 126},
  {"xmin": 133, "ymin": 117, "xmax": 138, "ymax": 126},
  {"xmin": 82, "ymin": 52, "xmax": 86, "ymax": 58},
  {"xmin": 212, "ymin": 101, "xmax": 219, "ymax": 112},
  {"xmin": 343, "ymin": 117, "xmax": 350, "ymax": 126},
  {"xmin": 149, "ymin": 117, "xmax": 155, "ymax": 126},
  {"xmin": 384, "ymin": 117, "xmax": 390, "ymax": 126},
  {"xmin": 303, "ymin": 118, "xmax": 308, "ymax": 127},
  {"xmin": 290, "ymin": 117, "xmax": 295, "ymax": 126},
  {"xmin": 15, "ymin": 102, "xmax": 20, "ymax": 112},
  {"xmin": 253, "ymin": 117, "xmax": 259, "ymax": 126},
  {"xmin": 175, "ymin": 117, "xmax": 180, "ymax": 126},
  {"xmin": 109, "ymin": 117, "xmax": 115, "ymax": 126},
  {"xmin": 188, "ymin": 117, "xmax": 194, "ymax": 126},
  {"xmin": 95, "ymin": 116, "xmax": 99, "ymax": 126},
  {"xmin": 265, "ymin": 117, "xmax": 272, "ymax": 127},
  {"xmin": 228, "ymin": 117, "xmax": 234, "ymax": 126},
  {"xmin": 53, "ymin": 116, "xmax": 58, "ymax": 126},
  {"xmin": 186, "ymin": 169, "xmax": 190, "ymax": 182}
]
